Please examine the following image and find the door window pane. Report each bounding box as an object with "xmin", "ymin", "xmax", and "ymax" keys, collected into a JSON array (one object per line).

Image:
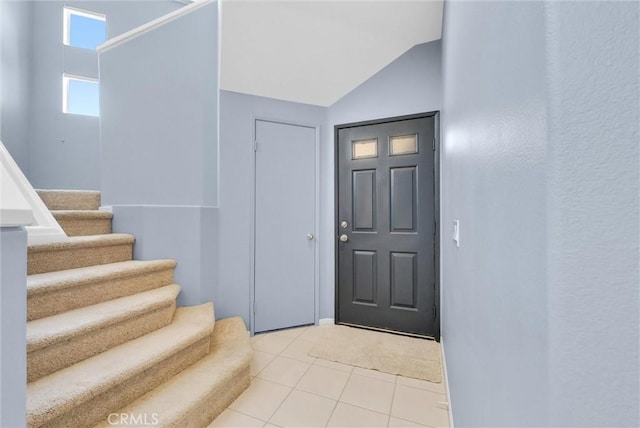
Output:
[
  {"xmin": 390, "ymin": 134, "xmax": 418, "ymax": 155},
  {"xmin": 352, "ymin": 138, "xmax": 378, "ymax": 159}
]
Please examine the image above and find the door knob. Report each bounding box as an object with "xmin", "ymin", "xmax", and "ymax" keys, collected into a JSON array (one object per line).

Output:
[
  {"xmin": 306, "ymin": 234, "xmax": 315, "ymax": 240},
  {"xmin": 339, "ymin": 234, "xmax": 349, "ymax": 242}
]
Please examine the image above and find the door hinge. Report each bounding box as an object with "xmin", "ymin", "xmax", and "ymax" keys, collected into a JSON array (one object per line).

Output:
[
  {"xmin": 432, "ymin": 137, "xmax": 436, "ymax": 151},
  {"xmin": 253, "ymin": 302, "xmax": 257, "ymax": 314},
  {"xmin": 253, "ymin": 140, "xmax": 258, "ymax": 152},
  {"xmin": 433, "ymin": 304, "xmax": 438, "ymax": 320}
]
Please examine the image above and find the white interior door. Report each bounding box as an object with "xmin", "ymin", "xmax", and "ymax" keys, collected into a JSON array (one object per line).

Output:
[{"xmin": 254, "ymin": 119, "xmax": 316, "ymax": 333}]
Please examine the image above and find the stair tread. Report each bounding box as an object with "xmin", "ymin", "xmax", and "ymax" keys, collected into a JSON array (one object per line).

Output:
[
  {"xmin": 27, "ymin": 303, "xmax": 214, "ymax": 427},
  {"xmin": 28, "ymin": 284, "xmax": 181, "ymax": 352},
  {"xmin": 27, "ymin": 260, "xmax": 177, "ymax": 295},
  {"xmin": 37, "ymin": 189, "xmax": 101, "ymax": 210},
  {"xmin": 52, "ymin": 210, "xmax": 113, "ymax": 219},
  {"xmin": 95, "ymin": 318, "xmax": 251, "ymax": 428}
]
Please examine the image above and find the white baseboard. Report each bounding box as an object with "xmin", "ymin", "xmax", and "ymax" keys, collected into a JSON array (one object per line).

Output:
[
  {"xmin": 440, "ymin": 336, "xmax": 454, "ymax": 428},
  {"xmin": 319, "ymin": 318, "xmax": 334, "ymax": 325}
]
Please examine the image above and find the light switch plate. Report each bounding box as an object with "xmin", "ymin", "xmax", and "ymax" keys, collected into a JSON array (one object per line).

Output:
[{"xmin": 453, "ymin": 220, "xmax": 460, "ymax": 247}]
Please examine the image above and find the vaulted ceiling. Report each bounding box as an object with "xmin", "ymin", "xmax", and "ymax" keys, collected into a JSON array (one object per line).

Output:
[{"xmin": 219, "ymin": 0, "xmax": 443, "ymax": 106}]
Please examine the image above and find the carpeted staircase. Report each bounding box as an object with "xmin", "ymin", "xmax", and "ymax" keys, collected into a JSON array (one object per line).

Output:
[{"xmin": 26, "ymin": 190, "xmax": 251, "ymax": 428}]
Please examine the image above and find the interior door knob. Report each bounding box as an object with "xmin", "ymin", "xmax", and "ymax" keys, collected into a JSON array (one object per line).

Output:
[
  {"xmin": 306, "ymin": 234, "xmax": 315, "ymax": 240},
  {"xmin": 339, "ymin": 234, "xmax": 349, "ymax": 242}
]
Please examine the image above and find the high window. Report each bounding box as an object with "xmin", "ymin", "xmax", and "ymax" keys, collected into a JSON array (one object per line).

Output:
[
  {"xmin": 63, "ymin": 7, "xmax": 106, "ymax": 50},
  {"xmin": 62, "ymin": 7, "xmax": 105, "ymax": 116},
  {"xmin": 63, "ymin": 74, "xmax": 100, "ymax": 117}
]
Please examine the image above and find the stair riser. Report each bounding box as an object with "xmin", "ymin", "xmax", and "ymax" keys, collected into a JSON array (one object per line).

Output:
[
  {"xmin": 172, "ymin": 366, "xmax": 250, "ymax": 428},
  {"xmin": 37, "ymin": 192, "xmax": 100, "ymax": 211},
  {"xmin": 28, "ymin": 268, "xmax": 175, "ymax": 321},
  {"xmin": 28, "ymin": 304, "xmax": 176, "ymax": 383},
  {"xmin": 56, "ymin": 218, "xmax": 112, "ymax": 236},
  {"xmin": 28, "ymin": 244, "xmax": 133, "ymax": 275},
  {"xmin": 34, "ymin": 337, "xmax": 211, "ymax": 428}
]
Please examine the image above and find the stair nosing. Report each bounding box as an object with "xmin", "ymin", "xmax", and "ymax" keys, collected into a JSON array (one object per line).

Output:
[
  {"xmin": 27, "ymin": 284, "xmax": 181, "ymax": 352},
  {"xmin": 28, "ymin": 233, "xmax": 134, "ymax": 253},
  {"xmin": 27, "ymin": 259, "xmax": 177, "ymax": 296}
]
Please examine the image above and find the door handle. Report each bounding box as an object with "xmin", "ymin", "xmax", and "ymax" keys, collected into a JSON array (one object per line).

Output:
[
  {"xmin": 339, "ymin": 234, "xmax": 349, "ymax": 242},
  {"xmin": 306, "ymin": 234, "xmax": 315, "ymax": 241}
]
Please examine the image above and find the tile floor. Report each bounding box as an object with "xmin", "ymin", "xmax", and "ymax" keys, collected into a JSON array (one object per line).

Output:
[{"xmin": 210, "ymin": 325, "xmax": 450, "ymax": 428}]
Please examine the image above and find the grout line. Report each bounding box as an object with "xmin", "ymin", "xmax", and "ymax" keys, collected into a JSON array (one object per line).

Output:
[{"xmin": 264, "ymin": 342, "xmax": 317, "ymax": 425}]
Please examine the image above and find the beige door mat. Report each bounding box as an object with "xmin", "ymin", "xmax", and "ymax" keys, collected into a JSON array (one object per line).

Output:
[{"xmin": 307, "ymin": 324, "xmax": 442, "ymax": 383}]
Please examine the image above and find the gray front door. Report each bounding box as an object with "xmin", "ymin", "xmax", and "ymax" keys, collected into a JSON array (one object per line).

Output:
[
  {"xmin": 254, "ymin": 119, "xmax": 316, "ymax": 333},
  {"xmin": 336, "ymin": 114, "xmax": 438, "ymax": 338}
]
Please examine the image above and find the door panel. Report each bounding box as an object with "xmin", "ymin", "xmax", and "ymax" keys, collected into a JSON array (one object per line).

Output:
[
  {"xmin": 255, "ymin": 120, "xmax": 316, "ymax": 333},
  {"xmin": 337, "ymin": 115, "xmax": 437, "ymax": 337}
]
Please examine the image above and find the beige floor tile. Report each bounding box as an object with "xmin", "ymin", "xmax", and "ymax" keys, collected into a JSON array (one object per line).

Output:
[
  {"xmin": 209, "ymin": 409, "xmax": 266, "ymax": 427},
  {"xmin": 388, "ymin": 416, "xmax": 426, "ymax": 427},
  {"xmin": 280, "ymin": 338, "xmax": 317, "ymax": 363},
  {"xmin": 269, "ymin": 389, "xmax": 336, "ymax": 427},
  {"xmin": 297, "ymin": 326, "xmax": 331, "ymax": 343},
  {"xmin": 353, "ymin": 367, "xmax": 397, "ymax": 383},
  {"xmin": 327, "ymin": 402, "xmax": 389, "ymax": 427},
  {"xmin": 252, "ymin": 334, "xmax": 295, "ymax": 355},
  {"xmin": 251, "ymin": 351, "xmax": 277, "ymax": 377},
  {"xmin": 314, "ymin": 358, "xmax": 355, "ymax": 373},
  {"xmin": 296, "ymin": 364, "xmax": 351, "ymax": 400},
  {"xmin": 396, "ymin": 376, "xmax": 446, "ymax": 394},
  {"xmin": 340, "ymin": 374, "xmax": 396, "ymax": 414},
  {"xmin": 229, "ymin": 378, "xmax": 291, "ymax": 421},
  {"xmin": 257, "ymin": 355, "xmax": 311, "ymax": 387},
  {"xmin": 391, "ymin": 384, "xmax": 449, "ymax": 427}
]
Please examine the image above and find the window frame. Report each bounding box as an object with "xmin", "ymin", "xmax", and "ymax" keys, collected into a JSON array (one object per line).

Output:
[
  {"xmin": 62, "ymin": 73, "xmax": 100, "ymax": 117},
  {"xmin": 63, "ymin": 6, "xmax": 106, "ymax": 48}
]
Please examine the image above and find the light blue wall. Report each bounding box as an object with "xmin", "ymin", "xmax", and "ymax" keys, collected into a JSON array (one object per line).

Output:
[
  {"xmin": 441, "ymin": 1, "xmax": 639, "ymax": 426},
  {"xmin": 100, "ymin": 2, "xmax": 218, "ymax": 206},
  {"xmin": 111, "ymin": 206, "xmax": 218, "ymax": 307},
  {"xmin": 545, "ymin": 2, "xmax": 639, "ymax": 426},
  {"xmin": 0, "ymin": 0, "xmax": 32, "ymax": 174},
  {"xmin": 219, "ymin": 90, "xmax": 326, "ymax": 325},
  {"xmin": 101, "ymin": 2, "xmax": 219, "ymax": 309},
  {"xmin": 23, "ymin": 0, "xmax": 181, "ymax": 190},
  {"xmin": 323, "ymin": 41, "xmax": 442, "ymax": 319},
  {"xmin": 0, "ymin": 227, "xmax": 27, "ymax": 428}
]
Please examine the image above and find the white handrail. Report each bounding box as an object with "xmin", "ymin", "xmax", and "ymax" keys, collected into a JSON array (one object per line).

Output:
[
  {"xmin": 0, "ymin": 141, "xmax": 68, "ymax": 245},
  {"xmin": 97, "ymin": 0, "xmax": 210, "ymax": 54}
]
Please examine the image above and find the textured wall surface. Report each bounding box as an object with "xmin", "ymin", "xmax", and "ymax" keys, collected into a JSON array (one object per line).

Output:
[
  {"xmin": 545, "ymin": 2, "xmax": 639, "ymax": 426},
  {"xmin": 100, "ymin": 2, "xmax": 217, "ymax": 206},
  {"xmin": 441, "ymin": 2, "xmax": 549, "ymax": 425},
  {"xmin": 0, "ymin": 0, "xmax": 31, "ymax": 174},
  {"xmin": 0, "ymin": 227, "xmax": 27, "ymax": 428},
  {"xmin": 102, "ymin": 2, "xmax": 219, "ymax": 311},
  {"xmin": 442, "ymin": 1, "xmax": 639, "ymax": 426}
]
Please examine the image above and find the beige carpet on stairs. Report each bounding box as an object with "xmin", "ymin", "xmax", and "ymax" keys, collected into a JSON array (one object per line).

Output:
[{"xmin": 307, "ymin": 325, "xmax": 442, "ymax": 382}]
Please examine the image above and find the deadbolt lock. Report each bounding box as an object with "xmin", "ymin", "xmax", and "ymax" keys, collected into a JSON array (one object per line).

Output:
[{"xmin": 340, "ymin": 221, "xmax": 349, "ymax": 229}]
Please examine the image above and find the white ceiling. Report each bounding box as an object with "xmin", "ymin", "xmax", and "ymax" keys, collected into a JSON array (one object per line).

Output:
[{"xmin": 220, "ymin": 0, "xmax": 443, "ymax": 107}]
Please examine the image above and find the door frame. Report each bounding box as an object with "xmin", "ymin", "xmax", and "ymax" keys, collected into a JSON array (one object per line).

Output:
[
  {"xmin": 249, "ymin": 116, "xmax": 321, "ymax": 335},
  {"xmin": 334, "ymin": 111, "xmax": 441, "ymax": 341}
]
